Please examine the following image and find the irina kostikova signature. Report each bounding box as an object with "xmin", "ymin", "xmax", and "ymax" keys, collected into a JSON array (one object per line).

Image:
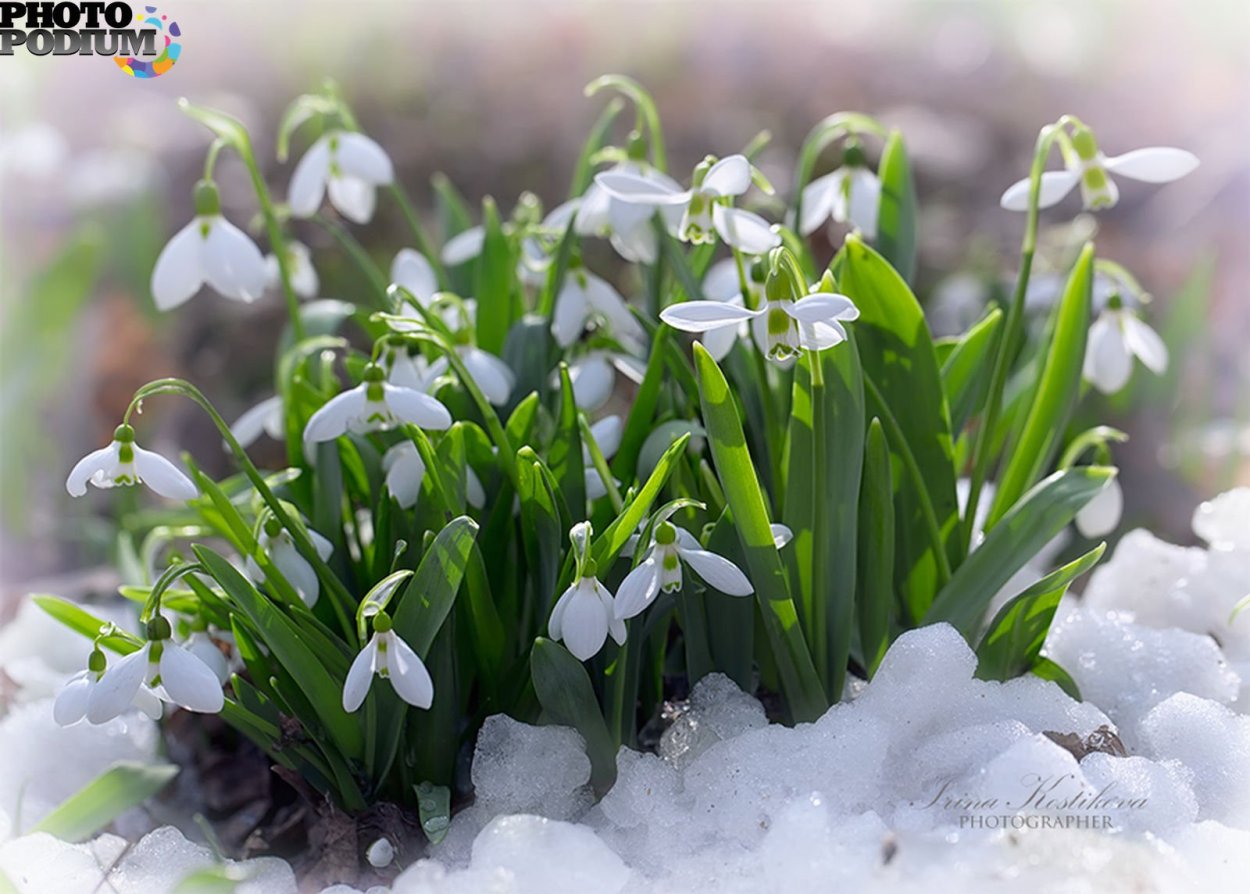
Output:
[{"xmin": 919, "ymin": 773, "xmax": 1149, "ymax": 813}]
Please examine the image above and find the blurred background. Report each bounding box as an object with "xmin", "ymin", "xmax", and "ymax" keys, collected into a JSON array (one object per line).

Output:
[{"xmin": 2, "ymin": 0, "xmax": 1248, "ymax": 607}]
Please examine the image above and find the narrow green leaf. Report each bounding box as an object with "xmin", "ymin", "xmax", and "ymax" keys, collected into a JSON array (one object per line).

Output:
[
  {"xmin": 694, "ymin": 343, "xmax": 826, "ymax": 720},
  {"xmin": 548, "ymin": 365, "xmax": 586, "ymax": 520},
  {"xmin": 987, "ymin": 243, "xmax": 1094, "ymax": 528},
  {"xmin": 925, "ymin": 466, "xmax": 1115, "ymax": 636},
  {"xmin": 32, "ymin": 595, "xmax": 141, "ymax": 654},
  {"xmin": 32, "ymin": 761, "xmax": 178, "ymax": 842},
  {"xmin": 1032, "ymin": 657, "xmax": 1081, "ymax": 700},
  {"xmin": 392, "ymin": 516, "xmax": 479, "ymax": 655},
  {"xmin": 501, "ymin": 317, "xmax": 554, "ymax": 417},
  {"xmin": 591, "ymin": 433, "xmax": 690, "ymax": 574},
  {"xmin": 857, "ymin": 418, "xmax": 895, "ymax": 678},
  {"xmin": 612, "ymin": 325, "xmax": 672, "ymax": 480},
  {"xmin": 474, "ymin": 198, "xmax": 517, "ymax": 355},
  {"xmin": 875, "ymin": 129, "xmax": 918, "ymax": 283},
  {"xmin": 531, "ymin": 638, "xmax": 617, "ymax": 793},
  {"xmin": 941, "ymin": 306, "xmax": 1003, "ymax": 436},
  {"xmin": 193, "ymin": 546, "xmax": 363, "ymax": 759},
  {"xmin": 976, "ymin": 542, "xmax": 1106, "ymax": 680}
]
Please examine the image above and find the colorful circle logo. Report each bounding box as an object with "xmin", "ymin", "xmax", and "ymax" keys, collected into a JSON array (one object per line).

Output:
[{"xmin": 114, "ymin": 6, "xmax": 182, "ymax": 78}]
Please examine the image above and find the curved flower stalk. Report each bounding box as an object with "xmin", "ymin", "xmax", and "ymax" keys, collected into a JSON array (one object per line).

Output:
[
  {"xmin": 383, "ymin": 440, "xmax": 486, "ymax": 510},
  {"xmin": 549, "ymin": 522, "xmax": 626, "ymax": 661},
  {"xmin": 661, "ymin": 252, "xmax": 860, "ymax": 363},
  {"xmin": 1000, "ymin": 120, "xmax": 1197, "ymax": 212},
  {"xmin": 343, "ymin": 572, "xmax": 434, "ymax": 712},
  {"xmin": 151, "ymin": 180, "xmax": 268, "ymax": 311},
  {"xmin": 289, "ymin": 129, "xmax": 395, "ymax": 224},
  {"xmin": 246, "ymin": 515, "xmax": 335, "ymax": 608},
  {"xmin": 616, "ymin": 518, "xmax": 754, "ymax": 620},
  {"xmin": 800, "ymin": 148, "xmax": 881, "ymax": 239},
  {"xmin": 304, "ymin": 363, "xmax": 453, "ymax": 444},
  {"xmin": 265, "ymin": 241, "xmax": 319, "ymax": 299},
  {"xmin": 66, "ymin": 424, "xmax": 197, "ymax": 501},
  {"xmin": 596, "ymin": 154, "xmax": 780, "ymax": 253},
  {"xmin": 59, "ymin": 616, "xmax": 224, "ymax": 725}
]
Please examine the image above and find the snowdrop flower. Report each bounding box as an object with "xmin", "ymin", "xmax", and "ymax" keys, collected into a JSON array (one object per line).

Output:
[
  {"xmin": 801, "ymin": 161, "xmax": 881, "ymax": 240},
  {"xmin": 580, "ymin": 163, "xmax": 686, "ymax": 263},
  {"xmin": 231, "ymin": 396, "xmax": 284, "ymax": 448},
  {"xmin": 53, "ymin": 648, "xmax": 110, "ymax": 726},
  {"xmin": 553, "ymin": 266, "xmax": 644, "ymax": 348},
  {"xmin": 1076, "ymin": 475, "xmax": 1124, "ymax": 539},
  {"xmin": 1001, "ymin": 125, "xmax": 1198, "ymax": 212},
  {"xmin": 289, "ymin": 130, "xmax": 394, "ymax": 224},
  {"xmin": 616, "ymin": 520, "xmax": 753, "ymax": 620},
  {"xmin": 661, "ymin": 289, "xmax": 860, "ymax": 363},
  {"xmin": 151, "ymin": 180, "xmax": 267, "ymax": 311},
  {"xmin": 442, "ymin": 227, "xmax": 486, "ymax": 266},
  {"xmin": 246, "ymin": 517, "xmax": 335, "ymax": 607},
  {"xmin": 343, "ymin": 611, "xmax": 433, "ymax": 712},
  {"xmin": 597, "ymin": 154, "xmax": 779, "ymax": 253},
  {"xmin": 304, "ymin": 364, "xmax": 453, "ymax": 444},
  {"xmin": 80, "ymin": 617, "xmax": 224, "ymax": 724},
  {"xmin": 66, "ymin": 424, "xmax": 197, "ymax": 501},
  {"xmin": 549, "ymin": 522, "xmax": 626, "ymax": 661},
  {"xmin": 564, "ymin": 350, "xmax": 645, "ymax": 411},
  {"xmin": 1083, "ymin": 304, "xmax": 1168, "ymax": 394},
  {"xmin": 428, "ymin": 345, "xmax": 515, "ymax": 406},
  {"xmin": 383, "ymin": 441, "xmax": 485, "ymax": 510},
  {"xmin": 265, "ymin": 241, "xmax": 319, "ymax": 298}
]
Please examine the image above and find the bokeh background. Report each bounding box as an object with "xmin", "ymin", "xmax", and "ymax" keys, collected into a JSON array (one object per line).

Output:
[{"xmin": 2, "ymin": 0, "xmax": 1248, "ymax": 607}]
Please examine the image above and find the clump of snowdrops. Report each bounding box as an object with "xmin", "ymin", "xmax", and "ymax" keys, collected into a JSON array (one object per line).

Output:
[{"xmin": 42, "ymin": 76, "xmax": 1196, "ymax": 835}]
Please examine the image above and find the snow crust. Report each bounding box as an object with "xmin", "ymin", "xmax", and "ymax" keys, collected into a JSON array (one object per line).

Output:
[{"xmin": 3, "ymin": 487, "xmax": 1250, "ymax": 893}]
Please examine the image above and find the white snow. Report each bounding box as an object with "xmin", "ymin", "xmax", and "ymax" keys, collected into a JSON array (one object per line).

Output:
[{"xmin": 3, "ymin": 488, "xmax": 1250, "ymax": 892}]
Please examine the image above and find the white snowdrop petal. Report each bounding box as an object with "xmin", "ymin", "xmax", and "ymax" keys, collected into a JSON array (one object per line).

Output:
[
  {"xmin": 1084, "ymin": 315, "xmax": 1133, "ymax": 394},
  {"xmin": 560, "ymin": 582, "xmax": 610, "ymax": 661},
  {"xmin": 786, "ymin": 293, "xmax": 860, "ymax": 324},
  {"xmin": 159, "ymin": 642, "xmax": 224, "ymax": 713},
  {"xmin": 847, "ymin": 168, "xmax": 882, "ymax": 240},
  {"xmin": 336, "ymin": 132, "xmax": 395, "ymax": 185},
  {"xmin": 799, "ymin": 171, "xmax": 842, "ymax": 236},
  {"xmin": 342, "ymin": 638, "xmax": 378, "ymax": 712},
  {"xmin": 568, "ymin": 356, "xmax": 616, "ymax": 411},
  {"xmin": 86, "ymin": 647, "xmax": 148, "ymax": 724},
  {"xmin": 703, "ymin": 323, "xmax": 741, "ymax": 361},
  {"xmin": 187, "ymin": 634, "xmax": 230, "ymax": 685},
  {"xmin": 442, "ymin": 227, "xmax": 486, "ymax": 265},
  {"xmin": 327, "ymin": 176, "xmax": 377, "ymax": 225},
  {"xmin": 584, "ymin": 273, "xmax": 644, "ymax": 339},
  {"xmin": 615, "ymin": 556, "xmax": 661, "ymax": 620},
  {"xmin": 308, "ymin": 528, "xmax": 335, "ymax": 561},
  {"xmin": 382, "ymin": 383, "xmax": 453, "ymax": 430},
  {"xmin": 231, "ymin": 396, "xmax": 285, "ymax": 448},
  {"xmin": 552, "ymin": 280, "xmax": 590, "ymax": 347},
  {"xmin": 288, "ymin": 136, "xmax": 332, "ymax": 218},
  {"xmin": 1103, "ymin": 147, "xmax": 1199, "ymax": 183},
  {"xmin": 702, "ymin": 259, "xmax": 745, "ymax": 303},
  {"xmin": 287, "ymin": 242, "xmax": 319, "ymax": 297},
  {"xmin": 304, "ymin": 386, "xmax": 369, "ymax": 443},
  {"xmin": 798, "ymin": 319, "xmax": 849, "ymax": 352},
  {"xmin": 384, "ymin": 443, "xmax": 425, "ymax": 508},
  {"xmin": 589, "ymin": 415, "xmax": 624, "ymax": 460},
  {"xmin": 272, "ymin": 540, "xmax": 321, "ymax": 608},
  {"xmin": 391, "ymin": 248, "xmax": 438, "ymax": 301},
  {"xmin": 132, "ymin": 446, "xmax": 198, "ymax": 501},
  {"xmin": 999, "ymin": 168, "xmax": 1080, "ymax": 211},
  {"xmin": 712, "ymin": 205, "xmax": 781, "ymax": 254},
  {"xmin": 53, "ymin": 672, "xmax": 92, "ymax": 726},
  {"xmin": 385, "ymin": 632, "xmax": 435, "ymax": 709},
  {"xmin": 150, "ymin": 219, "xmax": 205, "ymax": 311},
  {"xmin": 660, "ymin": 300, "xmax": 760, "ymax": 332},
  {"xmin": 703, "ymin": 154, "xmax": 752, "ymax": 197},
  {"xmin": 548, "ymin": 584, "xmax": 577, "ymax": 642},
  {"xmin": 133, "ymin": 685, "xmax": 165, "ymax": 720},
  {"xmin": 1075, "ymin": 476, "xmax": 1124, "ymax": 539},
  {"xmin": 678, "ymin": 546, "xmax": 754, "ymax": 596},
  {"xmin": 466, "ymin": 467, "xmax": 486, "ymax": 509},
  {"xmin": 771, "ymin": 523, "xmax": 794, "ymax": 549},
  {"xmin": 1123, "ymin": 315, "xmax": 1169, "ymax": 374},
  {"xmin": 595, "ymin": 171, "xmax": 690, "ymax": 206},
  {"xmin": 65, "ymin": 444, "xmax": 118, "ymax": 497},
  {"xmin": 203, "ymin": 218, "xmax": 268, "ymax": 303},
  {"xmin": 462, "ymin": 348, "xmax": 515, "ymax": 406}
]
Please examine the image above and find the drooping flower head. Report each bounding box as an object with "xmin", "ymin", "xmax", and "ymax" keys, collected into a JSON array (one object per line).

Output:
[
  {"xmin": 548, "ymin": 522, "xmax": 625, "ymax": 661},
  {"xmin": 304, "ymin": 363, "xmax": 453, "ymax": 445},
  {"xmin": 151, "ymin": 179, "xmax": 268, "ymax": 311},
  {"xmin": 800, "ymin": 139, "xmax": 881, "ymax": 240},
  {"xmin": 289, "ymin": 130, "xmax": 395, "ymax": 224},
  {"xmin": 245, "ymin": 514, "xmax": 335, "ymax": 608},
  {"xmin": 66, "ymin": 424, "xmax": 198, "ymax": 502},
  {"xmin": 343, "ymin": 571, "xmax": 434, "ymax": 712}
]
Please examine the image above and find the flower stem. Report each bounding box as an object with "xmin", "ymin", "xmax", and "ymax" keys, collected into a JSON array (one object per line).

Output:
[
  {"xmin": 807, "ymin": 349, "xmax": 830, "ymax": 684},
  {"xmin": 127, "ymin": 379, "xmax": 358, "ymax": 645},
  {"xmin": 960, "ymin": 121, "xmax": 1067, "ymax": 554},
  {"xmin": 311, "ymin": 212, "xmax": 391, "ymax": 308}
]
